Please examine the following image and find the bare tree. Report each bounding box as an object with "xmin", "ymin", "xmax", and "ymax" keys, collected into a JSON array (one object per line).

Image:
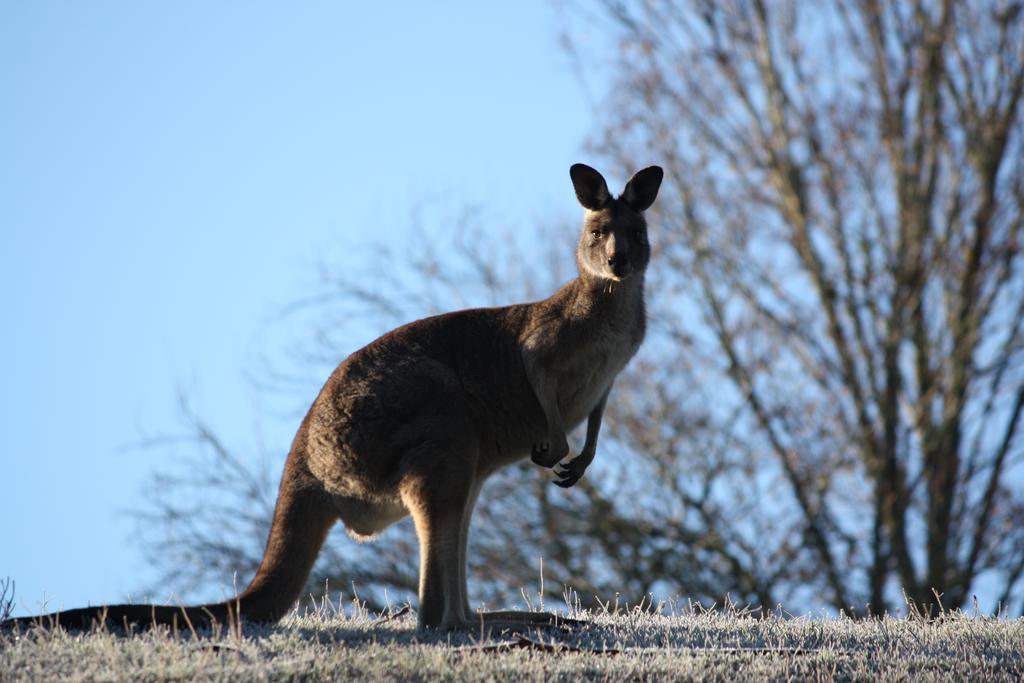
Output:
[
  {"xmin": 136, "ymin": 0, "xmax": 1024, "ymax": 617},
  {"xmin": 563, "ymin": 0, "xmax": 1024, "ymax": 614}
]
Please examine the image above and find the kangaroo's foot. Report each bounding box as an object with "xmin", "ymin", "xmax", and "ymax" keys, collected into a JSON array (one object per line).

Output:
[
  {"xmin": 420, "ymin": 609, "xmax": 583, "ymax": 634},
  {"xmin": 464, "ymin": 610, "xmax": 584, "ymax": 630}
]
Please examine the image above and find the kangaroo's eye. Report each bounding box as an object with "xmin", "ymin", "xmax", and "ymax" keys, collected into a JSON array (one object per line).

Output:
[{"xmin": 591, "ymin": 230, "xmax": 602, "ymax": 239}]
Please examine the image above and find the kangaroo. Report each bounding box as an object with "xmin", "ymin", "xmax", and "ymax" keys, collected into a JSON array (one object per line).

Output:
[{"xmin": 3, "ymin": 163, "xmax": 663, "ymax": 633}]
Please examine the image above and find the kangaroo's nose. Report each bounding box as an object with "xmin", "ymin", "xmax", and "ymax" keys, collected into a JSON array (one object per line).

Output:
[{"xmin": 607, "ymin": 254, "xmax": 629, "ymax": 276}]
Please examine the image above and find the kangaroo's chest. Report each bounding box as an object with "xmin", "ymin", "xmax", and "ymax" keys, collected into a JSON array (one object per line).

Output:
[{"xmin": 555, "ymin": 323, "xmax": 641, "ymax": 427}]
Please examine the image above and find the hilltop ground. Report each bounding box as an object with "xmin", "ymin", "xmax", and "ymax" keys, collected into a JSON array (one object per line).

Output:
[{"xmin": 2, "ymin": 598, "xmax": 1022, "ymax": 681}]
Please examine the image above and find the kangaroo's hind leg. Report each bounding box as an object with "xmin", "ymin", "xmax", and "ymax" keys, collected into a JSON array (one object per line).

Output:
[
  {"xmin": 400, "ymin": 444, "xmax": 478, "ymax": 631},
  {"xmin": 457, "ymin": 474, "xmax": 579, "ymax": 630},
  {"xmin": 461, "ymin": 547, "xmax": 580, "ymax": 628},
  {"xmin": 456, "ymin": 479, "xmax": 480, "ymax": 620},
  {"xmin": 400, "ymin": 440, "xmax": 578, "ymax": 632}
]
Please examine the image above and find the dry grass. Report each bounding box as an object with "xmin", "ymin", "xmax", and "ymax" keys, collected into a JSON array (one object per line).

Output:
[{"xmin": 2, "ymin": 598, "xmax": 1022, "ymax": 682}]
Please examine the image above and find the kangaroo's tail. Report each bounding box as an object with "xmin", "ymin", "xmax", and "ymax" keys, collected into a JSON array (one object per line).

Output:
[{"xmin": 2, "ymin": 446, "xmax": 338, "ymax": 633}]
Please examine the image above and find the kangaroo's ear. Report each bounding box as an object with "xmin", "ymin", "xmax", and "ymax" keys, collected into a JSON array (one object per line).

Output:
[
  {"xmin": 570, "ymin": 163, "xmax": 611, "ymax": 210},
  {"xmin": 621, "ymin": 166, "xmax": 664, "ymax": 212}
]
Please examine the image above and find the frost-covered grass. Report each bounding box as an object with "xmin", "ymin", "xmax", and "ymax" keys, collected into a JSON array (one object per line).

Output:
[{"xmin": 2, "ymin": 600, "xmax": 1022, "ymax": 682}]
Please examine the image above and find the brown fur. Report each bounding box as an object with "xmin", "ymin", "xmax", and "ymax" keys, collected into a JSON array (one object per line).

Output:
[{"xmin": 3, "ymin": 163, "xmax": 663, "ymax": 633}]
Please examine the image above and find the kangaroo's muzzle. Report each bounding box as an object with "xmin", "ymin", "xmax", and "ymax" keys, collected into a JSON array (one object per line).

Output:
[{"xmin": 607, "ymin": 253, "xmax": 631, "ymax": 278}]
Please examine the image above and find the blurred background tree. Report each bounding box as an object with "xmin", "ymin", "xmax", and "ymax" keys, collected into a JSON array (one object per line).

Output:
[{"xmin": 138, "ymin": 0, "xmax": 1024, "ymax": 616}]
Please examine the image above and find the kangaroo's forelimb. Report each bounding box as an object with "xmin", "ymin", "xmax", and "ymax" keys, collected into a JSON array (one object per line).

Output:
[
  {"xmin": 553, "ymin": 388, "xmax": 610, "ymax": 488},
  {"xmin": 525, "ymin": 357, "xmax": 570, "ymax": 468}
]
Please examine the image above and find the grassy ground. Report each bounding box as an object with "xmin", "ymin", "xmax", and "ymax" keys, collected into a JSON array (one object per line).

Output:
[{"xmin": 2, "ymin": 600, "xmax": 1022, "ymax": 682}]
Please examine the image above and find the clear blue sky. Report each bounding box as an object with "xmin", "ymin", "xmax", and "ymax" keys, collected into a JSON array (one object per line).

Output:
[{"xmin": 1, "ymin": 1, "xmax": 607, "ymax": 616}]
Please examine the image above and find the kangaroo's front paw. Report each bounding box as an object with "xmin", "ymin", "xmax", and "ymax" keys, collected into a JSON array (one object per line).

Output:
[
  {"xmin": 531, "ymin": 435, "xmax": 569, "ymax": 468},
  {"xmin": 553, "ymin": 452, "xmax": 594, "ymax": 488},
  {"xmin": 531, "ymin": 442, "xmax": 557, "ymax": 467}
]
